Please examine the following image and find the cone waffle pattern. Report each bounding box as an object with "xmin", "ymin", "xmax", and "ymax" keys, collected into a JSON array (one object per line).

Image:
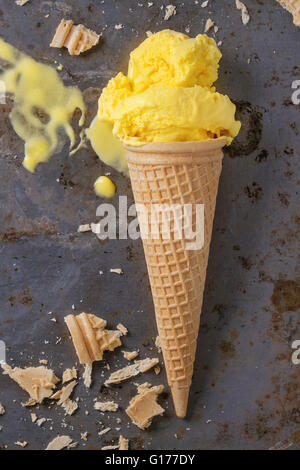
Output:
[{"xmin": 126, "ymin": 143, "xmax": 223, "ymax": 393}]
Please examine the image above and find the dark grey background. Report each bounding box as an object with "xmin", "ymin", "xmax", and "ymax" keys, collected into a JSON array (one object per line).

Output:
[{"xmin": 0, "ymin": 0, "xmax": 299, "ymax": 450}]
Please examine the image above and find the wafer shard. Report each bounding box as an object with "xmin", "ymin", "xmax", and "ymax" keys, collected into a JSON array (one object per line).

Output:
[
  {"xmin": 119, "ymin": 435, "xmax": 129, "ymax": 450},
  {"xmin": 126, "ymin": 383, "xmax": 165, "ymax": 430},
  {"xmin": 94, "ymin": 401, "xmax": 118, "ymax": 412},
  {"xmin": 2, "ymin": 364, "xmax": 59, "ymax": 403},
  {"xmin": 50, "ymin": 19, "xmax": 100, "ymax": 55},
  {"xmin": 104, "ymin": 358, "xmax": 159, "ymax": 385},
  {"xmin": 277, "ymin": 0, "xmax": 300, "ymax": 26},
  {"xmin": 51, "ymin": 380, "xmax": 77, "ymax": 404},
  {"xmin": 51, "ymin": 380, "xmax": 78, "ymax": 416},
  {"xmin": 0, "ymin": 403, "xmax": 5, "ymax": 415},
  {"xmin": 64, "ymin": 313, "xmax": 122, "ymax": 364},
  {"xmin": 62, "ymin": 368, "xmax": 77, "ymax": 383},
  {"xmin": 46, "ymin": 435, "xmax": 73, "ymax": 451}
]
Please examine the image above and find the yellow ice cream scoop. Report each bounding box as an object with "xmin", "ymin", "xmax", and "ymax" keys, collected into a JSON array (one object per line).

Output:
[
  {"xmin": 89, "ymin": 29, "xmax": 240, "ymax": 161},
  {"xmin": 128, "ymin": 29, "xmax": 222, "ymax": 91},
  {"xmin": 110, "ymin": 85, "xmax": 240, "ymax": 146}
]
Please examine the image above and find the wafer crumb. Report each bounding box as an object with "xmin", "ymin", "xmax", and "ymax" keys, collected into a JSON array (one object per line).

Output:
[
  {"xmin": 81, "ymin": 432, "xmax": 89, "ymax": 441},
  {"xmin": 119, "ymin": 435, "xmax": 129, "ymax": 450},
  {"xmin": 117, "ymin": 323, "xmax": 128, "ymax": 335},
  {"xmin": 110, "ymin": 268, "xmax": 123, "ymax": 275},
  {"xmin": 23, "ymin": 398, "xmax": 37, "ymax": 407},
  {"xmin": 235, "ymin": 0, "xmax": 250, "ymax": 25},
  {"xmin": 15, "ymin": 441, "xmax": 28, "ymax": 447},
  {"xmin": 39, "ymin": 359, "xmax": 48, "ymax": 365},
  {"xmin": 37, "ymin": 417, "xmax": 46, "ymax": 427},
  {"xmin": 31, "ymin": 413, "xmax": 37, "ymax": 423},
  {"xmin": 101, "ymin": 444, "xmax": 119, "ymax": 450},
  {"xmin": 126, "ymin": 383, "xmax": 165, "ymax": 430},
  {"xmin": 78, "ymin": 224, "xmax": 91, "ymax": 233},
  {"xmin": 105, "ymin": 357, "xmax": 159, "ymax": 385},
  {"xmin": 0, "ymin": 404, "xmax": 5, "ymax": 415},
  {"xmin": 83, "ymin": 363, "xmax": 93, "ymax": 388},
  {"xmin": 16, "ymin": 0, "xmax": 30, "ymax": 5},
  {"xmin": 154, "ymin": 366, "xmax": 161, "ymax": 375},
  {"xmin": 122, "ymin": 350, "xmax": 139, "ymax": 361},
  {"xmin": 98, "ymin": 427, "xmax": 111, "ymax": 436},
  {"xmin": 204, "ymin": 18, "xmax": 214, "ymax": 32},
  {"xmin": 46, "ymin": 435, "xmax": 73, "ymax": 450},
  {"xmin": 94, "ymin": 401, "xmax": 118, "ymax": 412},
  {"xmin": 50, "ymin": 19, "xmax": 100, "ymax": 56},
  {"xmin": 155, "ymin": 336, "xmax": 162, "ymax": 353},
  {"xmin": 164, "ymin": 5, "xmax": 176, "ymax": 20}
]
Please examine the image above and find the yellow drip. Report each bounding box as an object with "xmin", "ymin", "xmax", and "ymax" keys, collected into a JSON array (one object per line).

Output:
[
  {"xmin": 94, "ymin": 175, "xmax": 116, "ymax": 198},
  {"xmin": 86, "ymin": 117, "xmax": 128, "ymax": 175},
  {"xmin": 0, "ymin": 38, "xmax": 86, "ymax": 172}
]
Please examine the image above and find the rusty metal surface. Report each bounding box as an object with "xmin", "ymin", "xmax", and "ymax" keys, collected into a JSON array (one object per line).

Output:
[{"xmin": 0, "ymin": 0, "xmax": 299, "ymax": 450}]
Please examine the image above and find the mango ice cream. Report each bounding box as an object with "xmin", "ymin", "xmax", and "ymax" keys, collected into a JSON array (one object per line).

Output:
[{"xmin": 89, "ymin": 29, "xmax": 240, "ymax": 156}]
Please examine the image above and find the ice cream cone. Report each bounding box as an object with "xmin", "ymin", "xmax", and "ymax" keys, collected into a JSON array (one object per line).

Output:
[{"xmin": 124, "ymin": 138, "xmax": 226, "ymax": 418}]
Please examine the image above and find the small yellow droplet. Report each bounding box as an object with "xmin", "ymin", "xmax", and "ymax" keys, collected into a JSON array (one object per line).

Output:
[{"xmin": 94, "ymin": 176, "xmax": 116, "ymax": 198}]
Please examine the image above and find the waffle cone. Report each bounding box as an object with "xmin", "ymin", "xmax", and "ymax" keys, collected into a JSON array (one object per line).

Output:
[{"xmin": 124, "ymin": 138, "xmax": 226, "ymax": 418}]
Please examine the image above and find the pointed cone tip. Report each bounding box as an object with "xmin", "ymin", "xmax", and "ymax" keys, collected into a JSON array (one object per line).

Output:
[{"xmin": 171, "ymin": 387, "xmax": 190, "ymax": 418}]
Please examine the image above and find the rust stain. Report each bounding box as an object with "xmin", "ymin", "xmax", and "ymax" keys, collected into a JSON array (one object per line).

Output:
[
  {"xmin": 238, "ymin": 256, "xmax": 253, "ymax": 271},
  {"xmin": 8, "ymin": 287, "xmax": 32, "ymax": 306},
  {"xmin": 271, "ymin": 280, "xmax": 300, "ymax": 314},
  {"xmin": 219, "ymin": 341, "xmax": 236, "ymax": 358},
  {"xmin": 0, "ymin": 221, "xmax": 57, "ymax": 241},
  {"xmin": 131, "ymin": 437, "xmax": 145, "ymax": 450}
]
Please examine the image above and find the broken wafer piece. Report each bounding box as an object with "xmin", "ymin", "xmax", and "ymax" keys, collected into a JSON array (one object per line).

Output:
[
  {"xmin": 46, "ymin": 435, "xmax": 73, "ymax": 451},
  {"xmin": 50, "ymin": 19, "xmax": 100, "ymax": 55},
  {"xmin": 126, "ymin": 383, "xmax": 165, "ymax": 430},
  {"xmin": 119, "ymin": 435, "xmax": 129, "ymax": 450},
  {"xmin": 64, "ymin": 313, "xmax": 122, "ymax": 364},
  {"xmin": 94, "ymin": 401, "xmax": 118, "ymax": 412},
  {"xmin": 51, "ymin": 380, "xmax": 78, "ymax": 415},
  {"xmin": 0, "ymin": 403, "xmax": 5, "ymax": 415},
  {"xmin": 104, "ymin": 358, "xmax": 159, "ymax": 385},
  {"xmin": 277, "ymin": 0, "xmax": 300, "ymax": 26},
  {"xmin": 2, "ymin": 364, "xmax": 59, "ymax": 404},
  {"xmin": 62, "ymin": 368, "xmax": 77, "ymax": 383}
]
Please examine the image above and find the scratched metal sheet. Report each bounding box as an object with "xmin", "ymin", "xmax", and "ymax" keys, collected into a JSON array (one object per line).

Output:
[{"xmin": 0, "ymin": 0, "xmax": 299, "ymax": 451}]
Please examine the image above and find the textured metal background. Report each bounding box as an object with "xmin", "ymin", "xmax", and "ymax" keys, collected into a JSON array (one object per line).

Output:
[{"xmin": 0, "ymin": 0, "xmax": 299, "ymax": 450}]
